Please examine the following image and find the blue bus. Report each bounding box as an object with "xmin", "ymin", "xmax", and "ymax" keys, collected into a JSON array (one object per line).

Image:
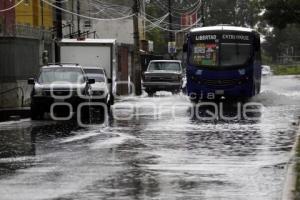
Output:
[{"xmin": 184, "ymin": 25, "xmax": 262, "ymax": 101}]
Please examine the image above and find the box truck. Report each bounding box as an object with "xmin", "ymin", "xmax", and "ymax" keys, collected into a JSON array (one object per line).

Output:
[{"xmin": 59, "ymin": 38, "xmax": 117, "ymax": 103}]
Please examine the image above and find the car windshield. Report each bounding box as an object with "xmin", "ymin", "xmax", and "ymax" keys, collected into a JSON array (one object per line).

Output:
[
  {"xmin": 148, "ymin": 62, "xmax": 181, "ymax": 71},
  {"xmin": 85, "ymin": 74, "xmax": 105, "ymax": 82},
  {"xmin": 83, "ymin": 68, "xmax": 105, "ymax": 82},
  {"xmin": 189, "ymin": 41, "xmax": 252, "ymax": 67},
  {"xmin": 38, "ymin": 68, "xmax": 84, "ymax": 84},
  {"xmin": 83, "ymin": 68, "xmax": 104, "ymax": 75}
]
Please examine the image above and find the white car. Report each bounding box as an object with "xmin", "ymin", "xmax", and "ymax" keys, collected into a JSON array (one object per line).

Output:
[
  {"xmin": 82, "ymin": 66, "xmax": 112, "ymax": 107},
  {"xmin": 262, "ymin": 65, "xmax": 273, "ymax": 76}
]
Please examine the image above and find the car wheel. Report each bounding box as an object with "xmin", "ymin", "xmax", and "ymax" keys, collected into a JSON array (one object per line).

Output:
[
  {"xmin": 172, "ymin": 89, "xmax": 180, "ymax": 95},
  {"xmin": 146, "ymin": 90, "xmax": 155, "ymax": 97},
  {"xmin": 31, "ymin": 103, "xmax": 43, "ymax": 120},
  {"xmin": 189, "ymin": 96, "xmax": 199, "ymax": 104}
]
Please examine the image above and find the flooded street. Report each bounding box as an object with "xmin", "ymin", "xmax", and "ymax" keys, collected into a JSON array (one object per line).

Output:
[{"xmin": 0, "ymin": 75, "xmax": 300, "ymax": 200}]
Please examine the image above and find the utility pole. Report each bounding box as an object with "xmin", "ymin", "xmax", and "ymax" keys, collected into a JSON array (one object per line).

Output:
[
  {"xmin": 201, "ymin": 0, "xmax": 205, "ymax": 27},
  {"xmin": 132, "ymin": 0, "xmax": 142, "ymax": 95},
  {"xmin": 77, "ymin": 0, "xmax": 81, "ymax": 37},
  {"xmin": 168, "ymin": 0, "xmax": 173, "ymax": 42},
  {"xmin": 168, "ymin": 0, "xmax": 175, "ymax": 59},
  {"xmin": 55, "ymin": 0, "xmax": 63, "ymax": 62},
  {"xmin": 41, "ymin": 0, "xmax": 44, "ymax": 31},
  {"xmin": 41, "ymin": 0, "xmax": 46, "ymax": 65}
]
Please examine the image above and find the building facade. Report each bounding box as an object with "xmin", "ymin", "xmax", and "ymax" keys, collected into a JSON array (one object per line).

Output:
[{"xmin": 0, "ymin": 0, "xmax": 54, "ymax": 108}]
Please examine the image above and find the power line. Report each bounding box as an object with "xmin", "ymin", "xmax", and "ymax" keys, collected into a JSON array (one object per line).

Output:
[
  {"xmin": 169, "ymin": 0, "xmax": 201, "ymax": 12},
  {"xmin": 87, "ymin": 1, "xmax": 132, "ymax": 17},
  {"xmin": 0, "ymin": 0, "xmax": 25, "ymax": 12},
  {"xmin": 151, "ymin": 0, "xmax": 201, "ymax": 16},
  {"xmin": 142, "ymin": 14, "xmax": 202, "ymax": 33},
  {"xmin": 144, "ymin": 13, "xmax": 170, "ymax": 31},
  {"xmin": 41, "ymin": 0, "xmax": 135, "ymax": 21}
]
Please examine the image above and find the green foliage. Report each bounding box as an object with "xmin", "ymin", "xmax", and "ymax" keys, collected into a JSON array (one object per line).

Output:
[
  {"xmin": 204, "ymin": 0, "xmax": 261, "ymax": 27},
  {"xmin": 261, "ymin": 54, "xmax": 273, "ymax": 65},
  {"xmin": 145, "ymin": 1, "xmax": 169, "ymax": 54},
  {"xmin": 262, "ymin": 0, "xmax": 300, "ymax": 29},
  {"xmin": 262, "ymin": 24, "xmax": 300, "ymax": 62},
  {"xmin": 147, "ymin": 28, "xmax": 168, "ymax": 54},
  {"xmin": 271, "ymin": 65, "xmax": 300, "ymax": 75}
]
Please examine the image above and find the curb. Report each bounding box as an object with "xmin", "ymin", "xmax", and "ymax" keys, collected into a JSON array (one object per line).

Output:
[
  {"xmin": 0, "ymin": 107, "xmax": 31, "ymax": 122},
  {"xmin": 282, "ymin": 120, "xmax": 300, "ymax": 200}
]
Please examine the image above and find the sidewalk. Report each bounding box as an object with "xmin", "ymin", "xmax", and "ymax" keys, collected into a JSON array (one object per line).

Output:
[
  {"xmin": 282, "ymin": 118, "xmax": 300, "ymax": 200},
  {"xmin": 0, "ymin": 107, "xmax": 30, "ymax": 122}
]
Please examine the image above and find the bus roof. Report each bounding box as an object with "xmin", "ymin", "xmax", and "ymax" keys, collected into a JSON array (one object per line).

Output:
[{"xmin": 190, "ymin": 25, "xmax": 254, "ymax": 33}]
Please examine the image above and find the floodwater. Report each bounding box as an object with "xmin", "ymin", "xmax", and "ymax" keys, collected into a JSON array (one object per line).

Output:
[{"xmin": 0, "ymin": 75, "xmax": 299, "ymax": 200}]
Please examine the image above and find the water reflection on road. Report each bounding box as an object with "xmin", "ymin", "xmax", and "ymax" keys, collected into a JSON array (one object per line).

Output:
[{"xmin": 0, "ymin": 76, "xmax": 299, "ymax": 200}]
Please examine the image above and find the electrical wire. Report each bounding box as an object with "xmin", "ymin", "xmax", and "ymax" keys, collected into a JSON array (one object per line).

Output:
[
  {"xmin": 0, "ymin": 0, "xmax": 200, "ymax": 33},
  {"xmin": 0, "ymin": 0, "xmax": 25, "ymax": 12},
  {"xmin": 140, "ymin": 10, "xmax": 195, "ymax": 29},
  {"xmin": 173, "ymin": 0, "xmax": 201, "ymax": 11},
  {"xmin": 156, "ymin": 0, "xmax": 201, "ymax": 12},
  {"xmin": 87, "ymin": 1, "xmax": 131, "ymax": 17},
  {"xmin": 146, "ymin": 1, "xmax": 201, "ymax": 21},
  {"xmin": 144, "ymin": 13, "xmax": 170, "ymax": 32},
  {"xmin": 41, "ymin": 0, "xmax": 135, "ymax": 21},
  {"xmin": 151, "ymin": 0, "xmax": 201, "ymax": 16},
  {"xmin": 142, "ymin": 14, "xmax": 202, "ymax": 33}
]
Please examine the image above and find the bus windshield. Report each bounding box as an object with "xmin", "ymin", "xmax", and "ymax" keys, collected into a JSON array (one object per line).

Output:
[
  {"xmin": 189, "ymin": 33, "xmax": 253, "ymax": 68},
  {"xmin": 220, "ymin": 43, "xmax": 251, "ymax": 66}
]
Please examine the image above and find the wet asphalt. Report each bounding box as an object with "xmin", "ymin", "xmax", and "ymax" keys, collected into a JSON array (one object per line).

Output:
[{"xmin": 0, "ymin": 75, "xmax": 300, "ymax": 200}]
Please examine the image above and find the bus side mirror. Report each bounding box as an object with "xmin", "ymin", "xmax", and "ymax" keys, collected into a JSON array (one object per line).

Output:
[
  {"xmin": 183, "ymin": 43, "xmax": 188, "ymax": 53},
  {"xmin": 107, "ymin": 78, "xmax": 112, "ymax": 84}
]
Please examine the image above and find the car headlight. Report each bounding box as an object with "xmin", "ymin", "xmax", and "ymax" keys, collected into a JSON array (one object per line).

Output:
[
  {"xmin": 34, "ymin": 88, "xmax": 43, "ymax": 96},
  {"xmin": 173, "ymin": 75, "xmax": 181, "ymax": 80}
]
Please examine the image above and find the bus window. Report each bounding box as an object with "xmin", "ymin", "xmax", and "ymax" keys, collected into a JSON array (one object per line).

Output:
[
  {"xmin": 220, "ymin": 43, "xmax": 251, "ymax": 66},
  {"xmin": 190, "ymin": 43, "xmax": 218, "ymax": 66}
]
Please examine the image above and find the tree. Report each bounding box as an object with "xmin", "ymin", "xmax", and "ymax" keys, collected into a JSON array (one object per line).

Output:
[
  {"xmin": 262, "ymin": 0, "xmax": 300, "ymax": 29},
  {"xmin": 203, "ymin": 0, "xmax": 261, "ymax": 27},
  {"xmin": 263, "ymin": 24, "xmax": 300, "ymax": 62}
]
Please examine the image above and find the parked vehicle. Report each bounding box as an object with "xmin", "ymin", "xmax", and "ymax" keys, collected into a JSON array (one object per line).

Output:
[
  {"xmin": 184, "ymin": 25, "xmax": 262, "ymax": 101},
  {"xmin": 28, "ymin": 64, "xmax": 95, "ymax": 120},
  {"xmin": 82, "ymin": 66, "xmax": 112, "ymax": 108},
  {"xmin": 262, "ymin": 65, "xmax": 273, "ymax": 76},
  {"xmin": 143, "ymin": 60, "xmax": 183, "ymax": 96}
]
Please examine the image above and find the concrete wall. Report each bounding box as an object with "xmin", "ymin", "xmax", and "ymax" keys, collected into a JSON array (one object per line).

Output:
[
  {"xmin": 0, "ymin": 37, "xmax": 53, "ymax": 108},
  {"xmin": 93, "ymin": 19, "xmax": 134, "ymax": 44},
  {"xmin": 0, "ymin": 81, "xmax": 33, "ymax": 108},
  {"xmin": 0, "ymin": 38, "xmax": 40, "ymax": 82},
  {"xmin": 61, "ymin": 18, "xmax": 134, "ymax": 44}
]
